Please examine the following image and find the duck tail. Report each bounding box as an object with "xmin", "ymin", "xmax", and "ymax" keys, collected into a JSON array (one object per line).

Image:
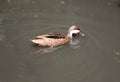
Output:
[{"xmin": 31, "ymin": 39, "xmax": 39, "ymax": 44}]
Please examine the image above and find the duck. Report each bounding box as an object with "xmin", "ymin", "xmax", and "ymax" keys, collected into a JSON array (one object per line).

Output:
[{"xmin": 31, "ymin": 25, "xmax": 84, "ymax": 47}]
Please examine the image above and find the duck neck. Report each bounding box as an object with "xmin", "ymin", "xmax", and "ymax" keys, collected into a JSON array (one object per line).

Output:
[{"xmin": 67, "ymin": 33, "xmax": 72, "ymax": 39}]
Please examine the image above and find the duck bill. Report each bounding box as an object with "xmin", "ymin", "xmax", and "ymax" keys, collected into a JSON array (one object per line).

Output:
[{"xmin": 78, "ymin": 32, "xmax": 85, "ymax": 37}]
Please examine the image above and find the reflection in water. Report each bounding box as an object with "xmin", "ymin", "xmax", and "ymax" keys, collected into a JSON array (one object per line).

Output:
[
  {"xmin": 32, "ymin": 46, "xmax": 62, "ymax": 55},
  {"xmin": 69, "ymin": 38, "xmax": 81, "ymax": 49},
  {"xmin": 69, "ymin": 33, "xmax": 85, "ymax": 49}
]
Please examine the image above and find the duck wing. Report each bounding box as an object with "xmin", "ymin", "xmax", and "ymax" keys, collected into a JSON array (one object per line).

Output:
[
  {"xmin": 36, "ymin": 32, "xmax": 65, "ymax": 39},
  {"xmin": 36, "ymin": 34, "xmax": 49, "ymax": 39},
  {"xmin": 47, "ymin": 33, "xmax": 65, "ymax": 39}
]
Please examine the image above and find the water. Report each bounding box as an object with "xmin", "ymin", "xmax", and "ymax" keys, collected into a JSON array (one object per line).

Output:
[{"xmin": 0, "ymin": 0, "xmax": 120, "ymax": 82}]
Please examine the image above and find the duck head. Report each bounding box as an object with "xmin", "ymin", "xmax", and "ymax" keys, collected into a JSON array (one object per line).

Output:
[{"xmin": 67, "ymin": 25, "xmax": 85, "ymax": 39}]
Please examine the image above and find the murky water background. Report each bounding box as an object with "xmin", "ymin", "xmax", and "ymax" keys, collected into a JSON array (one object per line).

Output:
[{"xmin": 0, "ymin": 0, "xmax": 120, "ymax": 82}]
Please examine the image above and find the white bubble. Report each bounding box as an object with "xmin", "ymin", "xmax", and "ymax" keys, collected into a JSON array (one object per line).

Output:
[
  {"xmin": 60, "ymin": 0, "xmax": 65, "ymax": 5},
  {"xmin": 81, "ymin": 33, "xmax": 85, "ymax": 37}
]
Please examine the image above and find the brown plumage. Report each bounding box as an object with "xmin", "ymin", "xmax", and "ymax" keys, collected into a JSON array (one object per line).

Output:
[{"xmin": 31, "ymin": 25, "xmax": 82, "ymax": 47}]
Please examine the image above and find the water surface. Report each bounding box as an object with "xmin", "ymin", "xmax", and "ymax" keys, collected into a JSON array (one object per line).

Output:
[{"xmin": 0, "ymin": 0, "xmax": 120, "ymax": 82}]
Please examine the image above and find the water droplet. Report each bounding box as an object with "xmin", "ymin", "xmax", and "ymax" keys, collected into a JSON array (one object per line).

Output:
[
  {"xmin": 10, "ymin": 44, "xmax": 14, "ymax": 47},
  {"xmin": 113, "ymin": 49, "xmax": 120, "ymax": 63},
  {"xmin": 34, "ymin": 14, "xmax": 38, "ymax": 18},
  {"xmin": 107, "ymin": 2, "xmax": 114, "ymax": 6},
  {"xmin": 113, "ymin": 50, "xmax": 120, "ymax": 56},
  {"xmin": 81, "ymin": 33, "xmax": 85, "ymax": 37},
  {"xmin": 32, "ymin": 1, "xmax": 36, "ymax": 4},
  {"xmin": 60, "ymin": 0, "xmax": 65, "ymax": 5},
  {"xmin": 107, "ymin": 2, "xmax": 112, "ymax": 6},
  {"xmin": 116, "ymin": 52, "xmax": 120, "ymax": 55}
]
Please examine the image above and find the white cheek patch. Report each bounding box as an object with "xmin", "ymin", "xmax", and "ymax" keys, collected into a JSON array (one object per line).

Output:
[
  {"xmin": 70, "ymin": 30, "xmax": 85, "ymax": 37},
  {"xmin": 70, "ymin": 30, "xmax": 80, "ymax": 37}
]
